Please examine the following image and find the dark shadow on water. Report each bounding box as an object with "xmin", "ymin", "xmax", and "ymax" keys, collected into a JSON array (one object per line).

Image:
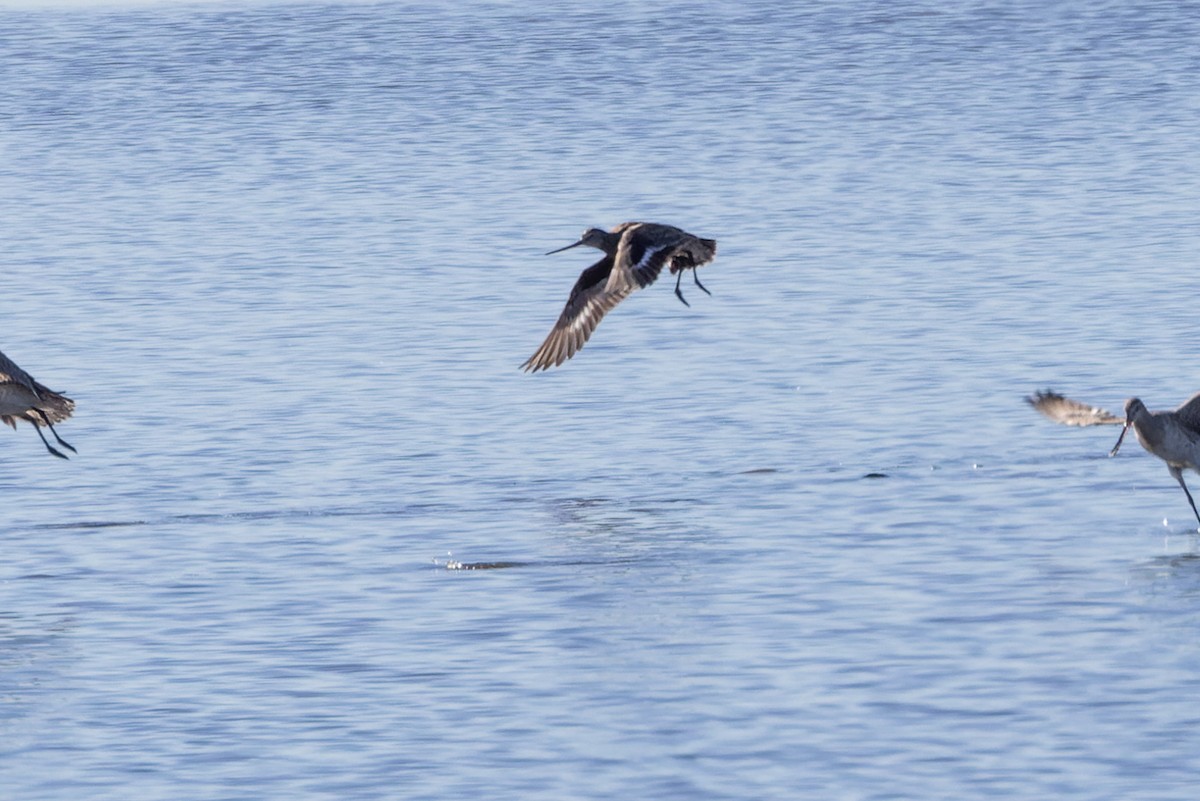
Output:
[
  {"xmin": 29, "ymin": 502, "xmax": 453, "ymax": 532},
  {"xmin": 730, "ymin": 465, "xmax": 902, "ymax": 480}
]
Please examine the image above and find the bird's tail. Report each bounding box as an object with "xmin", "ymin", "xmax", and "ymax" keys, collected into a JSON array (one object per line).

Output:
[
  {"xmin": 30, "ymin": 389, "xmax": 75, "ymax": 425},
  {"xmin": 693, "ymin": 238, "xmax": 717, "ymax": 264},
  {"xmin": 669, "ymin": 237, "xmax": 718, "ymax": 274}
]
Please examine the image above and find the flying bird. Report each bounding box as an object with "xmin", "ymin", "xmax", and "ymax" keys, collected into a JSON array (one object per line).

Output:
[
  {"xmin": 1027, "ymin": 389, "xmax": 1200, "ymax": 526},
  {"xmin": 1, "ymin": 349, "xmax": 76, "ymax": 459},
  {"xmin": 522, "ymin": 222, "xmax": 717, "ymax": 372}
]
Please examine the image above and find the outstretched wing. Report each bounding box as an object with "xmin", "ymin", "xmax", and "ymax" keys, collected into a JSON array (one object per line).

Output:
[
  {"xmin": 522, "ymin": 254, "xmax": 633, "ymax": 372},
  {"xmin": 1026, "ymin": 390, "xmax": 1123, "ymax": 426}
]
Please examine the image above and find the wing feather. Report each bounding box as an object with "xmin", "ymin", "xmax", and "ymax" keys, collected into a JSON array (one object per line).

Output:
[
  {"xmin": 522, "ymin": 254, "xmax": 633, "ymax": 372},
  {"xmin": 521, "ymin": 284, "xmax": 632, "ymax": 372}
]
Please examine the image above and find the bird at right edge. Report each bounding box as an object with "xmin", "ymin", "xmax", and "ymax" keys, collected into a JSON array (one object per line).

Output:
[{"xmin": 1027, "ymin": 389, "xmax": 1200, "ymax": 527}]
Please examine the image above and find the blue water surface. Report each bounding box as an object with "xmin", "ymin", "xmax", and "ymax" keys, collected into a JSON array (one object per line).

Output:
[{"xmin": 4, "ymin": 1, "xmax": 1200, "ymax": 799}]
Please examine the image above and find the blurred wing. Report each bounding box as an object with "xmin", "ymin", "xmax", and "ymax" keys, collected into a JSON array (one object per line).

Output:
[{"xmin": 1026, "ymin": 390, "xmax": 1123, "ymax": 426}]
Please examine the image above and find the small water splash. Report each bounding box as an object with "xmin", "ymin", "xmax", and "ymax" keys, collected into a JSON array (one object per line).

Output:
[
  {"xmin": 444, "ymin": 559, "xmax": 532, "ymax": 571},
  {"xmin": 435, "ymin": 551, "xmax": 645, "ymax": 571}
]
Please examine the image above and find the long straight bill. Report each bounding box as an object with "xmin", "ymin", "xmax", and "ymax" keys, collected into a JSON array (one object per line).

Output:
[
  {"xmin": 545, "ymin": 239, "xmax": 585, "ymax": 255},
  {"xmin": 1109, "ymin": 423, "xmax": 1130, "ymax": 457}
]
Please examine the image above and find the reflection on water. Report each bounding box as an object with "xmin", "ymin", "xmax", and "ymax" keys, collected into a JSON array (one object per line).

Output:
[
  {"xmin": 0, "ymin": 609, "xmax": 75, "ymax": 729},
  {"xmin": 1130, "ymin": 549, "xmax": 1200, "ymax": 600}
]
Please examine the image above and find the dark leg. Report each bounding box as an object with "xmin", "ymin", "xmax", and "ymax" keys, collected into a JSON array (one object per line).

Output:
[
  {"xmin": 692, "ymin": 270, "xmax": 712, "ymax": 296},
  {"xmin": 673, "ymin": 270, "xmax": 690, "ymax": 307},
  {"xmin": 32, "ymin": 423, "xmax": 70, "ymax": 460},
  {"xmin": 35, "ymin": 409, "xmax": 76, "ymax": 453},
  {"xmin": 1169, "ymin": 466, "xmax": 1200, "ymax": 527}
]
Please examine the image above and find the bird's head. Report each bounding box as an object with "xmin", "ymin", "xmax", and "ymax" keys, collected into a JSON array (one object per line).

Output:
[
  {"xmin": 546, "ymin": 228, "xmax": 611, "ymax": 255},
  {"xmin": 1124, "ymin": 398, "xmax": 1147, "ymax": 423}
]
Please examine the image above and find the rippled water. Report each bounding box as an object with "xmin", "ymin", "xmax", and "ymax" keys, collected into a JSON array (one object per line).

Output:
[{"xmin": 4, "ymin": 1, "xmax": 1200, "ymax": 799}]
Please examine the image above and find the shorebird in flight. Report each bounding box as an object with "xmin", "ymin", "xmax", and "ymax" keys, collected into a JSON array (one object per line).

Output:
[
  {"xmin": 1028, "ymin": 389, "xmax": 1200, "ymax": 526},
  {"xmin": 0, "ymin": 349, "xmax": 76, "ymax": 459},
  {"xmin": 522, "ymin": 222, "xmax": 717, "ymax": 372}
]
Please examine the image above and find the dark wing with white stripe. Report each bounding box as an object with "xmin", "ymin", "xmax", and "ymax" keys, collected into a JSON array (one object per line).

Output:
[
  {"xmin": 605, "ymin": 223, "xmax": 694, "ymax": 295},
  {"xmin": 522, "ymin": 254, "xmax": 633, "ymax": 372},
  {"xmin": 1026, "ymin": 390, "xmax": 1124, "ymax": 426}
]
